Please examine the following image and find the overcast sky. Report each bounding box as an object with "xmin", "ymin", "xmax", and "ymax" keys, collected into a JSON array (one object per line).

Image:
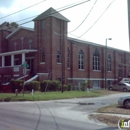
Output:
[{"xmin": 0, "ymin": 0, "xmax": 129, "ymax": 51}]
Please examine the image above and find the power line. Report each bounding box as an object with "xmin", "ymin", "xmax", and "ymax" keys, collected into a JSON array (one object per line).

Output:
[
  {"xmin": 17, "ymin": 0, "xmax": 91, "ymax": 26},
  {"xmin": 16, "ymin": 0, "xmax": 90, "ymax": 23},
  {"xmin": 0, "ymin": 0, "xmax": 46, "ymax": 19},
  {"xmin": 2, "ymin": 0, "xmax": 90, "ymax": 31},
  {"xmin": 69, "ymin": 0, "xmax": 98, "ymax": 33},
  {"xmin": 77, "ymin": 0, "xmax": 116, "ymax": 38}
]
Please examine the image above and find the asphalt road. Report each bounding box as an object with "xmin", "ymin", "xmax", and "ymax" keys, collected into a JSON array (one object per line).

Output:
[{"xmin": 0, "ymin": 92, "xmax": 129, "ymax": 130}]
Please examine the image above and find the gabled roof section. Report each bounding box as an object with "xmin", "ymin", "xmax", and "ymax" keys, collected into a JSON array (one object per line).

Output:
[
  {"xmin": 6, "ymin": 26, "xmax": 34, "ymax": 39},
  {"xmin": 33, "ymin": 7, "xmax": 70, "ymax": 22}
]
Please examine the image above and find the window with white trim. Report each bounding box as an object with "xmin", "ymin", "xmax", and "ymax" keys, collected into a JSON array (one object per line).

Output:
[
  {"xmin": 107, "ymin": 55, "xmax": 111, "ymax": 71},
  {"xmin": 93, "ymin": 49, "xmax": 100, "ymax": 70},
  {"xmin": 78, "ymin": 50, "xmax": 84, "ymax": 70}
]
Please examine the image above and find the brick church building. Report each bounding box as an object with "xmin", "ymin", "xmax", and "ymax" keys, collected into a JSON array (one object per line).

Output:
[{"xmin": 0, "ymin": 7, "xmax": 130, "ymax": 89}]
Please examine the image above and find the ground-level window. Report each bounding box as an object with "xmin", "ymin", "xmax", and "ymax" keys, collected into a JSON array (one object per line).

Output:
[
  {"xmin": 108, "ymin": 80, "xmax": 113, "ymax": 86},
  {"xmin": 92, "ymin": 80, "xmax": 100, "ymax": 88}
]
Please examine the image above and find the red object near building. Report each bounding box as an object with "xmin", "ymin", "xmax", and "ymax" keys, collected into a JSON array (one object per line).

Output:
[{"xmin": 1, "ymin": 84, "xmax": 12, "ymax": 93}]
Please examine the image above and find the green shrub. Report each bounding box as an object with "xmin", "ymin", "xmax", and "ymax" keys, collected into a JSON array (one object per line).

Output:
[
  {"xmin": 67, "ymin": 83, "xmax": 72, "ymax": 91},
  {"xmin": 40, "ymin": 80, "xmax": 52, "ymax": 92},
  {"xmin": 80, "ymin": 82, "xmax": 86, "ymax": 91},
  {"xmin": 63, "ymin": 84, "xmax": 68, "ymax": 91},
  {"xmin": 24, "ymin": 81, "xmax": 40, "ymax": 91},
  {"xmin": 40, "ymin": 80, "xmax": 61, "ymax": 92},
  {"xmin": 80, "ymin": 80, "xmax": 91, "ymax": 91},
  {"xmin": 51, "ymin": 80, "xmax": 61, "ymax": 91},
  {"xmin": 59, "ymin": 84, "xmax": 68, "ymax": 91},
  {"xmin": 10, "ymin": 80, "xmax": 24, "ymax": 93}
]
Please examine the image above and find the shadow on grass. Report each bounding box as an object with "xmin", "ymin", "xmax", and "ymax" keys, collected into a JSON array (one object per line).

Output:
[{"xmin": 3, "ymin": 97, "xmax": 11, "ymax": 102}]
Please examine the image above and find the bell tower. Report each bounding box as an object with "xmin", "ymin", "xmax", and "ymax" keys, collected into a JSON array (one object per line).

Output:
[{"xmin": 33, "ymin": 7, "xmax": 70, "ymax": 81}]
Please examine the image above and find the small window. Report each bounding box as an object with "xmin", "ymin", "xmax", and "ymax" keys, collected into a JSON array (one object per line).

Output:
[
  {"xmin": 28, "ymin": 39, "xmax": 32, "ymax": 49},
  {"xmin": 41, "ymin": 48, "xmax": 45, "ymax": 63},
  {"xmin": 14, "ymin": 42, "xmax": 17, "ymax": 51},
  {"xmin": 57, "ymin": 50, "xmax": 61, "ymax": 63}
]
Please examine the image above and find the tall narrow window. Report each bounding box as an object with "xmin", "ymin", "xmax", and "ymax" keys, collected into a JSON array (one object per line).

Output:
[
  {"xmin": 28, "ymin": 39, "xmax": 32, "ymax": 49},
  {"xmin": 67, "ymin": 48, "xmax": 70, "ymax": 68},
  {"xmin": 118, "ymin": 65, "xmax": 122, "ymax": 77},
  {"xmin": 78, "ymin": 50, "xmax": 84, "ymax": 70},
  {"xmin": 57, "ymin": 50, "xmax": 61, "ymax": 63},
  {"xmin": 93, "ymin": 49, "xmax": 100, "ymax": 70},
  {"xmin": 14, "ymin": 42, "xmax": 17, "ymax": 51},
  {"xmin": 107, "ymin": 55, "xmax": 111, "ymax": 71},
  {"xmin": 41, "ymin": 48, "xmax": 45, "ymax": 63}
]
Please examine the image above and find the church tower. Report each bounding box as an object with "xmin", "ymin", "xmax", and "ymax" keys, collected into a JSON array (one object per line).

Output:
[{"xmin": 33, "ymin": 7, "xmax": 70, "ymax": 82}]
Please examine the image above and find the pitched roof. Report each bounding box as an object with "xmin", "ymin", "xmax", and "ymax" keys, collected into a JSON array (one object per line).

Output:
[
  {"xmin": 33, "ymin": 7, "xmax": 70, "ymax": 22},
  {"xmin": 68, "ymin": 37, "xmax": 129, "ymax": 53},
  {"xmin": 6, "ymin": 26, "xmax": 34, "ymax": 39}
]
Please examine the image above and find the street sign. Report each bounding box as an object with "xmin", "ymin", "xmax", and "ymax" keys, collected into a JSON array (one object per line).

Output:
[{"xmin": 21, "ymin": 62, "xmax": 29, "ymax": 68}]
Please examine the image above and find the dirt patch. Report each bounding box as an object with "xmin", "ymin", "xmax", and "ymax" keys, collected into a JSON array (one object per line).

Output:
[
  {"xmin": 96, "ymin": 105, "xmax": 130, "ymax": 115},
  {"xmin": 89, "ymin": 114, "xmax": 130, "ymax": 128}
]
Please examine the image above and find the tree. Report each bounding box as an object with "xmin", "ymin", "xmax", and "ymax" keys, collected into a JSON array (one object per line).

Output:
[{"xmin": 10, "ymin": 22, "xmax": 19, "ymax": 28}]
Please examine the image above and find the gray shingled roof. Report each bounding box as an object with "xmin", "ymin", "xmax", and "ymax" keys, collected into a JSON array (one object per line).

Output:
[{"xmin": 33, "ymin": 7, "xmax": 70, "ymax": 22}]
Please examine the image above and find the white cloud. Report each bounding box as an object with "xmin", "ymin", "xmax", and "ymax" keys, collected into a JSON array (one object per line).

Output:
[{"xmin": 0, "ymin": 0, "xmax": 129, "ymax": 51}]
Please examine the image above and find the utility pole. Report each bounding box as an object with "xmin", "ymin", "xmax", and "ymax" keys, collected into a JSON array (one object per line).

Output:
[
  {"xmin": 105, "ymin": 38, "xmax": 112, "ymax": 89},
  {"xmin": 61, "ymin": 22, "xmax": 65, "ymax": 93}
]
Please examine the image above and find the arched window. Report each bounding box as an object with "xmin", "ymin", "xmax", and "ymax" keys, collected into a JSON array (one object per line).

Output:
[
  {"xmin": 57, "ymin": 50, "xmax": 61, "ymax": 63},
  {"xmin": 41, "ymin": 48, "xmax": 45, "ymax": 62},
  {"xmin": 67, "ymin": 48, "xmax": 70, "ymax": 68},
  {"xmin": 93, "ymin": 49, "xmax": 100, "ymax": 70},
  {"xmin": 78, "ymin": 50, "xmax": 84, "ymax": 69},
  {"xmin": 107, "ymin": 55, "xmax": 111, "ymax": 71}
]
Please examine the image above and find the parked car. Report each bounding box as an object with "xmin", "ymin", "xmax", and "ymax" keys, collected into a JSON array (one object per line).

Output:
[
  {"xmin": 108, "ymin": 82, "xmax": 130, "ymax": 92},
  {"xmin": 118, "ymin": 95, "xmax": 130, "ymax": 109}
]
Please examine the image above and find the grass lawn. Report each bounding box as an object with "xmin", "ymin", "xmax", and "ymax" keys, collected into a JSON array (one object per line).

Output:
[
  {"xmin": 96, "ymin": 104, "xmax": 130, "ymax": 115},
  {"xmin": 90, "ymin": 104, "xmax": 130, "ymax": 127},
  {"xmin": 0, "ymin": 90, "xmax": 122, "ymax": 101},
  {"xmin": 89, "ymin": 114, "xmax": 130, "ymax": 127}
]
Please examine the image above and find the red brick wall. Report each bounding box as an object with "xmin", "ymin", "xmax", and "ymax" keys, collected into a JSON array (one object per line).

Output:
[
  {"xmin": 7, "ymin": 29, "xmax": 34, "ymax": 51},
  {"xmin": 0, "ymin": 15, "xmax": 130, "ymax": 87}
]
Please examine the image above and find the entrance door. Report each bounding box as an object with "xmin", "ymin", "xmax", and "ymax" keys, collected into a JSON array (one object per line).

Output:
[{"xmin": 26, "ymin": 58, "xmax": 34, "ymax": 71}]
